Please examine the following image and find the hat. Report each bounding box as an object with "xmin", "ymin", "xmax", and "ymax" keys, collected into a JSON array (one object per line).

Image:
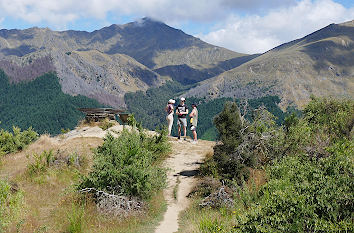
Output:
[
  {"xmin": 191, "ymin": 103, "xmax": 197, "ymax": 107},
  {"xmin": 168, "ymin": 99, "xmax": 175, "ymax": 104},
  {"xmin": 180, "ymin": 97, "xmax": 186, "ymax": 101}
]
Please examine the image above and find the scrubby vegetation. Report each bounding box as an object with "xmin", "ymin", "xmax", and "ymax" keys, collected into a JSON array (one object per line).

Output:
[
  {"xmin": 78, "ymin": 117, "xmax": 170, "ymax": 203},
  {"xmin": 0, "ymin": 179, "xmax": 24, "ymax": 231},
  {"xmin": 0, "ymin": 126, "xmax": 38, "ymax": 156},
  {"xmin": 181, "ymin": 97, "xmax": 354, "ymax": 232},
  {"xmin": 0, "ymin": 70, "xmax": 102, "ymax": 135}
]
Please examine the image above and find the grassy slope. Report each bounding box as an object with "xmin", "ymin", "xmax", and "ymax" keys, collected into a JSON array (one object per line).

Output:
[
  {"xmin": 1, "ymin": 133, "xmax": 167, "ymax": 232},
  {"xmin": 184, "ymin": 22, "xmax": 354, "ymax": 109}
]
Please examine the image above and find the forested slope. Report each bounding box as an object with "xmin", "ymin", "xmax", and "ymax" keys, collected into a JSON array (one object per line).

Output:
[{"xmin": 0, "ymin": 71, "xmax": 102, "ymax": 134}]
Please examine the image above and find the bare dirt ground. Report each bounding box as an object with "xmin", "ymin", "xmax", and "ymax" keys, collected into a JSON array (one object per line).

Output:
[{"xmin": 155, "ymin": 138, "xmax": 215, "ymax": 233}]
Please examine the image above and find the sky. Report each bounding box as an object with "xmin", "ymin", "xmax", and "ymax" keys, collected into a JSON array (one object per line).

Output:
[{"xmin": 0, "ymin": 0, "xmax": 353, "ymax": 54}]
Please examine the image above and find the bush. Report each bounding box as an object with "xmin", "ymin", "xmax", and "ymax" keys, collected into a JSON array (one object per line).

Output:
[
  {"xmin": 212, "ymin": 104, "xmax": 284, "ymax": 184},
  {"xmin": 27, "ymin": 150, "xmax": 55, "ymax": 176},
  {"xmin": 304, "ymin": 96, "xmax": 354, "ymax": 139},
  {"xmin": 283, "ymin": 97, "xmax": 354, "ymax": 158},
  {"xmin": 194, "ymin": 97, "xmax": 354, "ymax": 232},
  {"xmin": 212, "ymin": 102, "xmax": 249, "ymax": 184},
  {"xmin": 67, "ymin": 203, "xmax": 85, "ymax": 233},
  {"xmin": 214, "ymin": 102, "xmax": 243, "ymax": 153},
  {"xmin": 78, "ymin": 124, "xmax": 170, "ymax": 200},
  {"xmin": 27, "ymin": 150, "xmax": 86, "ymax": 177},
  {"xmin": 98, "ymin": 119, "xmax": 114, "ymax": 131},
  {"xmin": 0, "ymin": 126, "xmax": 38, "ymax": 156},
  {"xmin": 0, "ymin": 180, "xmax": 24, "ymax": 231},
  {"xmin": 233, "ymin": 139, "xmax": 354, "ymax": 232}
]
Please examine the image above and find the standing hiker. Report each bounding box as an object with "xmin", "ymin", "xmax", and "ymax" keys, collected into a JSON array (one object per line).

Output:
[
  {"xmin": 176, "ymin": 97, "xmax": 188, "ymax": 140},
  {"xmin": 189, "ymin": 103, "xmax": 198, "ymax": 144},
  {"xmin": 165, "ymin": 99, "xmax": 175, "ymax": 136}
]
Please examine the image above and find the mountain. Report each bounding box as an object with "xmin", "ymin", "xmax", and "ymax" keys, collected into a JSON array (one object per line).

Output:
[
  {"xmin": 185, "ymin": 20, "xmax": 354, "ymax": 108},
  {"xmin": 0, "ymin": 18, "xmax": 247, "ymax": 108}
]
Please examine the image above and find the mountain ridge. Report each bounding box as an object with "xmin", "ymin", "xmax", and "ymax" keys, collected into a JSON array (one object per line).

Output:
[
  {"xmin": 184, "ymin": 21, "xmax": 354, "ymax": 108},
  {"xmin": 0, "ymin": 17, "xmax": 247, "ymax": 108}
]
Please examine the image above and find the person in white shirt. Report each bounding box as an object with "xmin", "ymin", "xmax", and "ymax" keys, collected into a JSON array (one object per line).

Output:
[{"xmin": 165, "ymin": 99, "xmax": 175, "ymax": 136}]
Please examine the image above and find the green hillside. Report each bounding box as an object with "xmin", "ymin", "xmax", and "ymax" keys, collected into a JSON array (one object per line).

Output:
[{"xmin": 0, "ymin": 71, "xmax": 102, "ymax": 134}]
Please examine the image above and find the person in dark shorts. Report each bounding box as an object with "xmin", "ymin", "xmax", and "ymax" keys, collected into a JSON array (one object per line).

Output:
[
  {"xmin": 176, "ymin": 97, "xmax": 188, "ymax": 140},
  {"xmin": 189, "ymin": 103, "xmax": 198, "ymax": 144}
]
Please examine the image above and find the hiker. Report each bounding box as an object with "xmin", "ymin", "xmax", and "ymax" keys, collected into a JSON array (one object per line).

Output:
[
  {"xmin": 165, "ymin": 99, "xmax": 175, "ymax": 136},
  {"xmin": 189, "ymin": 103, "xmax": 198, "ymax": 143},
  {"xmin": 176, "ymin": 97, "xmax": 188, "ymax": 140}
]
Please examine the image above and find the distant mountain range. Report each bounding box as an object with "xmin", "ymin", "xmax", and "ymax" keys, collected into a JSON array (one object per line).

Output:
[
  {"xmin": 0, "ymin": 17, "xmax": 353, "ymax": 111},
  {"xmin": 0, "ymin": 17, "xmax": 246, "ymax": 108},
  {"xmin": 185, "ymin": 20, "xmax": 354, "ymax": 108}
]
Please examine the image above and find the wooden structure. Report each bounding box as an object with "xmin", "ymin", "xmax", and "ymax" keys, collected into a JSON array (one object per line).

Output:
[{"xmin": 78, "ymin": 108, "xmax": 128, "ymax": 122}]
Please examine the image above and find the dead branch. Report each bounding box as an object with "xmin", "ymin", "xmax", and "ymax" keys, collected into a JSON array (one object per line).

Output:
[{"xmin": 79, "ymin": 188, "xmax": 143, "ymax": 217}]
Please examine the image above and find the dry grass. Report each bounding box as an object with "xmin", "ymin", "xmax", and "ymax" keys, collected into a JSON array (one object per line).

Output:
[
  {"xmin": 247, "ymin": 168, "xmax": 267, "ymax": 192},
  {"xmin": 1, "ymin": 132, "xmax": 169, "ymax": 232},
  {"xmin": 77, "ymin": 118, "xmax": 119, "ymax": 129},
  {"xmin": 1, "ymin": 135, "xmax": 103, "ymax": 232}
]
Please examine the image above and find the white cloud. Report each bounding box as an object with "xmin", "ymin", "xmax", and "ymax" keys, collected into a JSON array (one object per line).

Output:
[
  {"xmin": 0, "ymin": 0, "xmax": 353, "ymax": 53},
  {"xmin": 198, "ymin": 0, "xmax": 354, "ymax": 54},
  {"xmin": 0, "ymin": 0, "xmax": 300, "ymax": 29}
]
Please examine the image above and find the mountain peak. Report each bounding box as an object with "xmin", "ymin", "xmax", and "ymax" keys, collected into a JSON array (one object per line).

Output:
[{"xmin": 128, "ymin": 17, "xmax": 165, "ymax": 28}]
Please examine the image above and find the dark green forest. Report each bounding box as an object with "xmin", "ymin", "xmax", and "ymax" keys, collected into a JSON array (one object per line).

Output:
[
  {"xmin": 125, "ymin": 81, "xmax": 295, "ymax": 140},
  {"xmin": 0, "ymin": 70, "xmax": 297, "ymax": 139},
  {"xmin": 0, "ymin": 70, "xmax": 102, "ymax": 135}
]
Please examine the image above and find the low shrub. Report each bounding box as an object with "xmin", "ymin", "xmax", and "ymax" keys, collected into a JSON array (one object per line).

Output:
[
  {"xmin": 0, "ymin": 126, "xmax": 38, "ymax": 156},
  {"xmin": 78, "ymin": 123, "xmax": 170, "ymax": 200},
  {"xmin": 233, "ymin": 139, "xmax": 354, "ymax": 232},
  {"xmin": 98, "ymin": 119, "xmax": 114, "ymax": 131},
  {"xmin": 66, "ymin": 203, "xmax": 85, "ymax": 233},
  {"xmin": 27, "ymin": 150, "xmax": 55, "ymax": 176},
  {"xmin": 0, "ymin": 180, "xmax": 24, "ymax": 231},
  {"xmin": 27, "ymin": 150, "xmax": 86, "ymax": 177},
  {"xmin": 212, "ymin": 104, "xmax": 284, "ymax": 185},
  {"xmin": 199, "ymin": 217, "xmax": 226, "ymax": 233},
  {"xmin": 304, "ymin": 96, "xmax": 354, "ymax": 139}
]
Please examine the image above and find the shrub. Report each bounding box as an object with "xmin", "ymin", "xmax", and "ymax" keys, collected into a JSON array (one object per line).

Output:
[
  {"xmin": 98, "ymin": 119, "xmax": 114, "ymax": 131},
  {"xmin": 214, "ymin": 102, "xmax": 243, "ymax": 153},
  {"xmin": 78, "ymin": 125, "xmax": 170, "ymax": 200},
  {"xmin": 212, "ymin": 104, "xmax": 284, "ymax": 184},
  {"xmin": 233, "ymin": 139, "xmax": 354, "ymax": 232},
  {"xmin": 66, "ymin": 203, "xmax": 85, "ymax": 233},
  {"xmin": 0, "ymin": 180, "xmax": 24, "ymax": 231},
  {"xmin": 199, "ymin": 217, "xmax": 226, "ymax": 233},
  {"xmin": 284, "ymin": 97, "xmax": 354, "ymax": 158},
  {"xmin": 0, "ymin": 126, "xmax": 38, "ymax": 156},
  {"xmin": 304, "ymin": 96, "xmax": 354, "ymax": 140},
  {"xmin": 27, "ymin": 150, "xmax": 85, "ymax": 177},
  {"xmin": 27, "ymin": 150, "xmax": 55, "ymax": 176}
]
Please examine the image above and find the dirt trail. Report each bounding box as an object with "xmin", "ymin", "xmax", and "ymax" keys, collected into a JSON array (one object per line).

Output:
[{"xmin": 155, "ymin": 139, "xmax": 215, "ymax": 233}]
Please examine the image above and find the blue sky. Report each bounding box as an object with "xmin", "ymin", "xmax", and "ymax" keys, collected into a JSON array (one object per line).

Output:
[{"xmin": 0, "ymin": 0, "xmax": 353, "ymax": 53}]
